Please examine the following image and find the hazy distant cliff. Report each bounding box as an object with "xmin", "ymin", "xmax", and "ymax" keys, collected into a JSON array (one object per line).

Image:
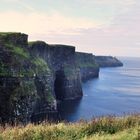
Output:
[
  {"xmin": 95, "ymin": 56, "xmax": 123, "ymax": 67},
  {"xmin": 76, "ymin": 52, "xmax": 99, "ymax": 81}
]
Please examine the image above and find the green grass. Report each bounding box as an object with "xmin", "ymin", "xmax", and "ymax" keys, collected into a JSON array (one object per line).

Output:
[
  {"xmin": 78, "ymin": 63, "xmax": 99, "ymax": 68},
  {"xmin": 76, "ymin": 57, "xmax": 99, "ymax": 68},
  {"xmin": 83, "ymin": 128, "xmax": 138, "ymax": 140},
  {"xmin": 4, "ymin": 43, "xmax": 30, "ymax": 59},
  {"xmin": 28, "ymin": 41, "xmax": 47, "ymax": 48},
  {"xmin": 0, "ymin": 41, "xmax": 51, "ymax": 77},
  {"xmin": 32, "ymin": 58, "xmax": 48, "ymax": 68},
  {"xmin": 31, "ymin": 57, "xmax": 51, "ymax": 74},
  {"xmin": 0, "ymin": 114, "xmax": 139, "ymax": 140},
  {"xmin": 12, "ymin": 46, "xmax": 29, "ymax": 58},
  {"xmin": 0, "ymin": 32, "xmax": 20, "ymax": 36},
  {"xmin": 64, "ymin": 66, "xmax": 75, "ymax": 76},
  {"xmin": 46, "ymin": 87, "xmax": 55, "ymax": 103}
]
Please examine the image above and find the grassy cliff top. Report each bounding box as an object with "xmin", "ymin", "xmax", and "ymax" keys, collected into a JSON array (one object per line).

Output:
[
  {"xmin": 29, "ymin": 41, "xmax": 75, "ymax": 50},
  {"xmin": 0, "ymin": 32, "xmax": 20, "ymax": 35},
  {"xmin": 0, "ymin": 38, "xmax": 51, "ymax": 77},
  {"xmin": 49, "ymin": 44, "xmax": 75, "ymax": 48},
  {"xmin": 0, "ymin": 114, "xmax": 139, "ymax": 140},
  {"xmin": 28, "ymin": 41, "xmax": 47, "ymax": 46},
  {"xmin": 0, "ymin": 32, "xmax": 28, "ymax": 47},
  {"xmin": 76, "ymin": 52, "xmax": 99, "ymax": 68},
  {"xmin": 0, "ymin": 32, "xmax": 27, "ymax": 37}
]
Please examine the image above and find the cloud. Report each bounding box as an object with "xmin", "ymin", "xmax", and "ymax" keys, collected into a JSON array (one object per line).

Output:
[
  {"xmin": 33, "ymin": 0, "xmax": 140, "ymax": 57},
  {"xmin": 0, "ymin": 11, "xmax": 103, "ymax": 35},
  {"xmin": 79, "ymin": 0, "xmax": 136, "ymax": 5},
  {"xmin": 3, "ymin": 0, "xmax": 19, "ymax": 2},
  {"xmin": 78, "ymin": 0, "xmax": 136, "ymax": 15},
  {"xmin": 1, "ymin": 0, "xmax": 35, "ymax": 12}
]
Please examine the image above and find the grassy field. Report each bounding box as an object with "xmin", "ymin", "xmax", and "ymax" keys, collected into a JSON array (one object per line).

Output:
[{"xmin": 0, "ymin": 114, "xmax": 139, "ymax": 140}]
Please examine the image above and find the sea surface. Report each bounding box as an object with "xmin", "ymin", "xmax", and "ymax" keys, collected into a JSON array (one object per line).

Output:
[{"xmin": 58, "ymin": 57, "xmax": 140, "ymax": 122}]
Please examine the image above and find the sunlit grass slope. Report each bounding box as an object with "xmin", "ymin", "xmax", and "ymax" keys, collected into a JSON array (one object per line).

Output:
[{"xmin": 0, "ymin": 114, "xmax": 140, "ymax": 140}]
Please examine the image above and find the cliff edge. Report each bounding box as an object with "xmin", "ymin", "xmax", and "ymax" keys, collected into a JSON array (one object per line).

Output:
[
  {"xmin": 95, "ymin": 56, "xmax": 123, "ymax": 67},
  {"xmin": 0, "ymin": 32, "xmax": 123, "ymax": 123},
  {"xmin": 76, "ymin": 52, "xmax": 99, "ymax": 81},
  {"xmin": 0, "ymin": 32, "xmax": 99, "ymax": 123}
]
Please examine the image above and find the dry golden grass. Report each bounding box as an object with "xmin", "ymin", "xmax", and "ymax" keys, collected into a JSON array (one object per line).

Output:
[{"xmin": 0, "ymin": 114, "xmax": 140, "ymax": 140}]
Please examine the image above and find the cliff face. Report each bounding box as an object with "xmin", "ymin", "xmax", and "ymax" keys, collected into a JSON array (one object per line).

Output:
[
  {"xmin": 95, "ymin": 56, "xmax": 123, "ymax": 67},
  {"xmin": 0, "ymin": 33, "xmax": 57, "ymax": 123},
  {"xmin": 29, "ymin": 42, "xmax": 83, "ymax": 100},
  {"xmin": 76, "ymin": 52, "xmax": 99, "ymax": 81},
  {"xmin": 0, "ymin": 33, "xmax": 86, "ymax": 123},
  {"xmin": 0, "ymin": 32, "xmax": 122, "ymax": 123}
]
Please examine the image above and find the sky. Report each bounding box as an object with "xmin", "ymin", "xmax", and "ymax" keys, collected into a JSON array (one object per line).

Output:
[{"xmin": 0, "ymin": 0, "xmax": 140, "ymax": 57}]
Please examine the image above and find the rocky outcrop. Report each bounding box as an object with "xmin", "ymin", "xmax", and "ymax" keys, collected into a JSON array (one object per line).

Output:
[
  {"xmin": 76, "ymin": 52, "xmax": 99, "ymax": 81},
  {"xmin": 95, "ymin": 56, "xmax": 123, "ymax": 67}
]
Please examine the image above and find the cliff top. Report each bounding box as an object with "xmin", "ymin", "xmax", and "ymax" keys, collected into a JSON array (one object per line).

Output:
[
  {"xmin": 29, "ymin": 41, "xmax": 75, "ymax": 49},
  {"xmin": 0, "ymin": 32, "xmax": 27, "ymax": 38},
  {"xmin": 76, "ymin": 52, "xmax": 99, "ymax": 68},
  {"xmin": 0, "ymin": 32, "xmax": 28, "ymax": 46},
  {"xmin": 95, "ymin": 56, "xmax": 123, "ymax": 67},
  {"xmin": 0, "ymin": 32, "xmax": 22, "ymax": 35},
  {"xmin": 28, "ymin": 41, "xmax": 48, "ymax": 47},
  {"xmin": 0, "ymin": 33, "xmax": 51, "ymax": 77},
  {"xmin": 49, "ymin": 44, "xmax": 75, "ymax": 48},
  {"xmin": 76, "ymin": 52, "xmax": 93, "ymax": 56}
]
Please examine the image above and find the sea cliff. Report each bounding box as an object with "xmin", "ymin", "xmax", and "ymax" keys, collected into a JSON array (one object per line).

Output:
[
  {"xmin": 76, "ymin": 52, "xmax": 99, "ymax": 81},
  {"xmin": 95, "ymin": 56, "xmax": 123, "ymax": 67},
  {"xmin": 0, "ymin": 32, "xmax": 123, "ymax": 123}
]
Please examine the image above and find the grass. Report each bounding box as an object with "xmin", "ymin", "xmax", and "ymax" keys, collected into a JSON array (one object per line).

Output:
[
  {"xmin": 0, "ymin": 114, "xmax": 139, "ymax": 140},
  {"xmin": 83, "ymin": 128, "xmax": 138, "ymax": 140},
  {"xmin": 64, "ymin": 66, "xmax": 75, "ymax": 77},
  {"xmin": 4, "ymin": 43, "xmax": 30, "ymax": 59},
  {"xmin": 0, "ymin": 32, "xmax": 20, "ymax": 36},
  {"xmin": 31, "ymin": 57, "xmax": 51, "ymax": 74},
  {"xmin": 28, "ymin": 41, "xmax": 46, "ymax": 46},
  {"xmin": 0, "ymin": 41, "xmax": 51, "ymax": 77},
  {"xmin": 76, "ymin": 55, "xmax": 99, "ymax": 69},
  {"xmin": 46, "ymin": 87, "xmax": 55, "ymax": 103},
  {"xmin": 78, "ymin": 63, "xmax": 99, "ymax": 68},
  {"xmin": 12, "ymin": 46, "xmax": 29, "ymax": 58}
]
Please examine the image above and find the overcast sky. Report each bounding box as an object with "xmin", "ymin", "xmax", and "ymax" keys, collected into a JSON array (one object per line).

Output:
[{"xmin": 0, "ymin": 0, "xmax": 140, "ymax": 57}]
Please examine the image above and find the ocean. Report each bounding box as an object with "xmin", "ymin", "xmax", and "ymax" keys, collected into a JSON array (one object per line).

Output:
[{"xmin": 58, "ymin": 57, "xmax": 140, "ymax": 122}]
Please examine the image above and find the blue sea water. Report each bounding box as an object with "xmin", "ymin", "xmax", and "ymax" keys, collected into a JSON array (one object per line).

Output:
[{"xmin": 58, "ymin": 57, "xmax": 140, "ymax": 122}]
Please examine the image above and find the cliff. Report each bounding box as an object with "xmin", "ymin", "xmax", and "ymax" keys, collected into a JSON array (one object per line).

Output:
[
  {"xmin": 76, "ymin": 52, "xmax": 99, "ymax": 81},
  {"xmin": 29, "ymin": 41, "xmax": 83, "ymax": 100},
  {"xmin": 0, "ymin": 33, "xmax": 98, "ymax": 123},
  {"xmin": 0, "ymin": 33, "xmax": 58, "ymax": 123},
  {"xmin": 0, "ymin": 32, "xmax": 123, "ymax": 123},
  {"xmin": 95, "ymin": 56, "xmax": 123, "ymax": 67}
]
